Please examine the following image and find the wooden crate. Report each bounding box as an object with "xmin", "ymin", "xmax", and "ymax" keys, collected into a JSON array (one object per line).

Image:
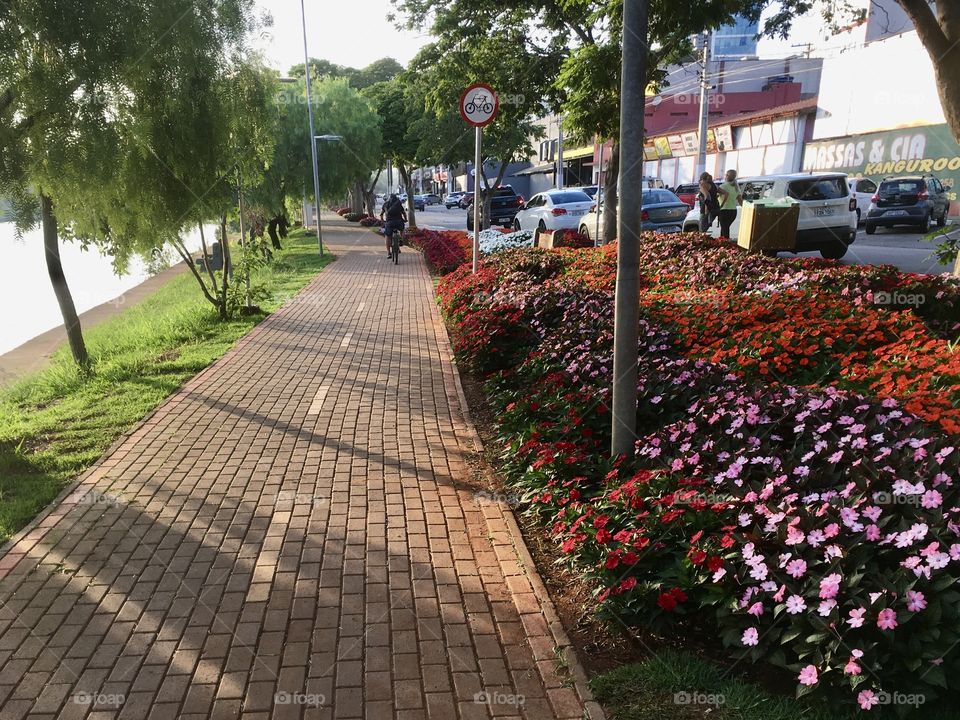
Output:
[{"xmin": 737, "ymin": 202, "xmax": 799, "ymax": 252}]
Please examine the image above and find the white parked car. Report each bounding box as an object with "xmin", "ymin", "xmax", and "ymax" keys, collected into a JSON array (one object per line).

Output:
[
  {"xmin": 512, "ymin": 189, "xmax": 595, "ymax": 236},
  {"xmin": 681, "ymin": 172, "xmax": 857, "ymax": 259},
  {"xmin": 847, "ymin": 177, "xmax": 878, "ymax": 225}
]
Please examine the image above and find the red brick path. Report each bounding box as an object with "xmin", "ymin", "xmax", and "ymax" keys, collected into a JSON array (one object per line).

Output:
[{"xmin": 0, "ymin": 222, "xmax": 588, "ymax": 719}]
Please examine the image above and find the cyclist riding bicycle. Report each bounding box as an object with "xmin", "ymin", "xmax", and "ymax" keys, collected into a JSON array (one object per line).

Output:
[{"xmin": 380, "ymin": 194, "xmax": 406, "ymax": 256}]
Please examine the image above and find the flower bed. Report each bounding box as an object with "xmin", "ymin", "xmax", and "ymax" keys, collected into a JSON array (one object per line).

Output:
[
  {"xmin": 436, "ymin": 235, "xmax": 960, "ymax": 713},
  {"xmin": 359, "ymin": 216, "xmax": 384, "ymax": 227},
  {"xmin": 479, "ymin": 228, "xmax": 534, "ymax": 254},
  {"xmin": 343, "ymin": 211, "xmax": 367, "ymax": 222}
]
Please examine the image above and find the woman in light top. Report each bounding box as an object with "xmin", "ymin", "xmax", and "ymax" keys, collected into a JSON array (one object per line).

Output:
[{"xmin": 716, "ymin": 169, "xmax": 742, "ymax": 239}]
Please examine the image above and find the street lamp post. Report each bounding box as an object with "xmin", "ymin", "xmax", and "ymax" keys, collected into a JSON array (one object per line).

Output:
[{"xmin": 299, "ymin": 0, "xmax": 324, "ymax": 256}]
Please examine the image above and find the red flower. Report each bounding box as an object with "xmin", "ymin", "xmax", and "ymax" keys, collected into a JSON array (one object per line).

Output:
[
  {"xmin": 688, "ymin": 549, "xmax": 707, "ymax": 566},
  {"xmin": 605, "ymin": 551, "xmax": 621, "ymax": 570},
  {"xmin": 593, "ymin": 515, "xmax": 609, "ymax": 529},
  {"xmin": 622, "ymin": 552, "xmax": 639, "ymax": 565},
  {"xmin": 561, "ymin": 538, "xmax": 577, "ymax": 554},
  {"xmin": 707, "ymin": 556, "xmax": 724, "ymax": 572},
  {"xmin": 620, "ymin": 577, "xmax": 637, "ymax": 591},
  {"xmin": 657, "ymin": 593, "xmax": 678, "ymax": 611},
  {"xmin": 596, "ymin": 529, "xmax": 612, "ymax": 544}
]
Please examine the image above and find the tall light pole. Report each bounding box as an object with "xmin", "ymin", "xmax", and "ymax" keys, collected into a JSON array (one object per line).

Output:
[
  {"xmin": 300, "ymin": 0, "xmax": 324, "ymax": 256},
  {"xmin": 610, "ymin": 0, "xmax": 650, "ymax": 456},
  {"xmin": 695, "ymin": 32, "xmax": 712, "ymax": 178}
]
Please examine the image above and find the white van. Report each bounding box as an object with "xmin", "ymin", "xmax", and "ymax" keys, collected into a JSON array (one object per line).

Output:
[{"xmin": 683, "ymin": 172, "xmax": 858, "ymax": 259}]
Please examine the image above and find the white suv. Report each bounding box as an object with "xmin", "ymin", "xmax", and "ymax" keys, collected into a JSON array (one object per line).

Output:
[
  {"xmin": 847, "ymin": 177, "xmax": 878, "ymax": 225},
  {"xmin": 683, "ymin": 173, "xmax": 857, "ymax": 259}
]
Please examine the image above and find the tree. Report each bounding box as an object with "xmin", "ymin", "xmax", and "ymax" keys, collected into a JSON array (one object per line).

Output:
[
  {"xmin": 364, "ymin": 77, "xmax": 428, "ymax": 228},
  {"xmin": 1, "ymin": 0, "xmax": 255, "ymax": 366},
  {"xmin": 392, "ymin": 0, "xmax": 814, "ymax": 241},
  {"xmin": 407, "ymin": 32, "xmax": 556, "ymax": 228}
]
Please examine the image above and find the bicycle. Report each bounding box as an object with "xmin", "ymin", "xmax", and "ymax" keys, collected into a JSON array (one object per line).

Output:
[
  {"xmin": 464, "ymin": 93, "xmax": 494, "ymax": 115},
  {"xmin": 389, "ymin": 228, "xmax": 401, "ymax": 264}
]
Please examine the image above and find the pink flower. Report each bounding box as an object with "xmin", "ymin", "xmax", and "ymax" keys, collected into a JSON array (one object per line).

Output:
[
  {"xmin": 865, "ymin": 524, "xmax": 881, "ymax": 541},
  {"xmin": 921, "ymin": 490, "xmax": 943, "ymax": 509},
  {"xmin": 848, "ymin": 608, "xmax": 866, "ymax": 628},
  {"xmin": 844, "ymin": 657, "xmax": 862, "ymax": 675},
  {"xmin": 785, "ymin": 595, "xmax": 806, "ymax": 614},
  {"xmin": 797, "ymin": 665, "xmax": 818, "ymax": 686},
  {"xmin": 819, "ymin": 573, "xmax": 841, "ymax": 599},
  {"xmin": 747, "ymin": 602, "xmax": 764, "ymax": 617},
  {"xmin": 858, "ymin": 690, "xmax": 879, "ymax": 710},
  {"xmin": 818, "ymin": 599, "xmax": 836, "ymax": 616},
  {"xmin": 785, "ymin": 559, "xmax": 807, "ymax": 578},
  {"xmin": 906, "ymin": 590, "xmax": 927, "ymax": 612},
  {"xmin": 877, "ymin": 608, "xmax": 898, "ymax": 630},
  {"xmin": 741, "ymin": 627, "xmax": 759, "ymax": 646}
]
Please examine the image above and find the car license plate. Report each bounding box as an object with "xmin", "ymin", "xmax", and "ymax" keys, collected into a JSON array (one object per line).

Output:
[
  {"xmin": 885, "ymin": 209, "xmax": 908, "ymax": 216},
  {"xmin": 655, "ymin": 225, "xmax": 681, "ymax": 234},
  {"xmin": 813, "ymin": 207, "xmax": 836, "ymax": 217},
  {"xmin": 570, "ymin": 209, "xmax": 586, "ymax": 216}
]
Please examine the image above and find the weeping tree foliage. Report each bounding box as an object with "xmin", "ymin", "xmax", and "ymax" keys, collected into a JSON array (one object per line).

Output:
[{"xmin": 0, "ymin": 0, "xmax": 256, "ymax": 364}]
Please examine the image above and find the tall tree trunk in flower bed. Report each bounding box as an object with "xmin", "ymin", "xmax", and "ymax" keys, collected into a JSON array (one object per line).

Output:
[
  {"xmin": 603, "ymin": 142, "xmax": 619, "ymax": 244},
  {"xmin": 398, "ymin": 162, "xmax": 417, "ymax": 229}
]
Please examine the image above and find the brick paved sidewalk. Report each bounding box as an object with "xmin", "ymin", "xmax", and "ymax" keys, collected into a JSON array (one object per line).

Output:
[{"xmin": 0, "ymin": 221, "xmax": 590, "ymax": 719}]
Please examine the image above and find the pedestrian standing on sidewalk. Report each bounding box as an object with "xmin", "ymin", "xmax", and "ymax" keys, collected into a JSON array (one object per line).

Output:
[
  {"xmin": 717, "ymin": 169, "xmax": 742, "ymax": 239},
  {"xmin": 697, "ymin": 172, "xmax": 719, "ymax": 232}
]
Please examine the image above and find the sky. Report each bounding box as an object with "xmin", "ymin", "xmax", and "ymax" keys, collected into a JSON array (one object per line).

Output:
[
  {"xmin": 250, "ymin": 1, "xmax": 845, "ymax": 80},
  {"xmin": 253, "ymin": 0, "xmax": 433, "ymax": 73}
]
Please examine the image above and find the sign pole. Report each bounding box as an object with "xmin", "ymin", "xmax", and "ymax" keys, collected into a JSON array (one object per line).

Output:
[
  {"xmin": 472, "ymin": 126, "xmax": 482, "ymax": 273},
  {"xmin": 595, "ymin": 141, "xmax": 604, "ymax": 246}
]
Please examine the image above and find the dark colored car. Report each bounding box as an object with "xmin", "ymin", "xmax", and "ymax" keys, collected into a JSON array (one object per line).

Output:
[
  {"xmin": 412, "ymin": 195, "xmax": 426, "ymax": 211},
  {"xmin": 422, "ymin": 193, "xmax": 442, "ymax": 206},
  {"xmin": 674, "ymin": 183, "xmax": 699, "ymax": 208},
  {"xmin": 466, "ymin": 185, "xmax": 524, "ymax": 230},
  {"xmin": 458, "ymin": 192, "xmax": 474, "ymax": 209},
  {"xmin": 865, "ymin": 175, "xmax": 950, "ymax": 234},
  {"xmin": 637, "ymin": 190, "xmax": 690, "ymax": 232},
  {"xmin": 445, "ymin": 192, "xmax": 465, "ymax": 208}
]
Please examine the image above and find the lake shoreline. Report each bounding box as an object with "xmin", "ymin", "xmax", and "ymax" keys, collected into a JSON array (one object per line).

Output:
[{"xmin": 0, "ymin": 262, "xmax": 189, "ymax": 387}]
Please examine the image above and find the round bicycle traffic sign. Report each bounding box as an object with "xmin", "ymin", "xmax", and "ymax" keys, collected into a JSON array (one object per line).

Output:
[{"xmin": 459, "ymin": 83, "xmax": 499, "ymax": 127}]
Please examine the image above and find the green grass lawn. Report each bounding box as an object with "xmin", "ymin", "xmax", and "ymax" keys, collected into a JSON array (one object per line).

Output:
[
  {"xmin": 590, "ymin": 649, "xmax": 955, "ymax": 720},
  {"xmin": 0, "ymin": 230, "xmax": 332, "ymax": 542}
]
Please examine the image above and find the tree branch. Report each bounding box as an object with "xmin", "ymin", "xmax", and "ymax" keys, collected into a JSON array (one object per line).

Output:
[{"xmin": 170, "ymin": 238, "xmax": 220, "ymax": 309}]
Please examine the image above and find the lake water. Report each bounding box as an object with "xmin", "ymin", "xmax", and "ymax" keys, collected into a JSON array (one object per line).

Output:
[{"xmin": 0, "ymin": 222, "xmax": 206, "ymax": 356}]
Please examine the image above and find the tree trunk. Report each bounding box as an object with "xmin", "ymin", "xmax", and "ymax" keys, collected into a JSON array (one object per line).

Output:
[
  {"xmin": 40, "ymin": 194, "xmax": 89, "ymax": 368},
  {"xmin": 278, "ymin": 215, "xmax": 289, "ymax": 238},
  {"xmin": 364, "ymin": 168, "xmax": 383, "ymax": 216},
  {"xmin": 349, "ymin": 182, "xmax": 364, "ymax": 214},
  {"xmin": 267, "ymin": 217, "xmax": 282, "ymax": 250},
  {"xmin": 603, "ymin": 142, "xmax": 620, "ymax": 244},
  {"xmin": 399, "ymin": 163, "xmax": 417, "ymax": 229}
]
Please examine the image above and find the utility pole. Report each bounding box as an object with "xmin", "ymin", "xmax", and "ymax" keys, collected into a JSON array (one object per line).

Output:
[
  {"xmin": 695, "ymin": 32, "xmax": 711, "ymax": 178},
  {"xmin": 556, "ymin": 115, "xmax": 564, "ymax": 190},
  {"xmin": 610, "ymin": 0, "xmax": 649, "ymax": 456}
]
